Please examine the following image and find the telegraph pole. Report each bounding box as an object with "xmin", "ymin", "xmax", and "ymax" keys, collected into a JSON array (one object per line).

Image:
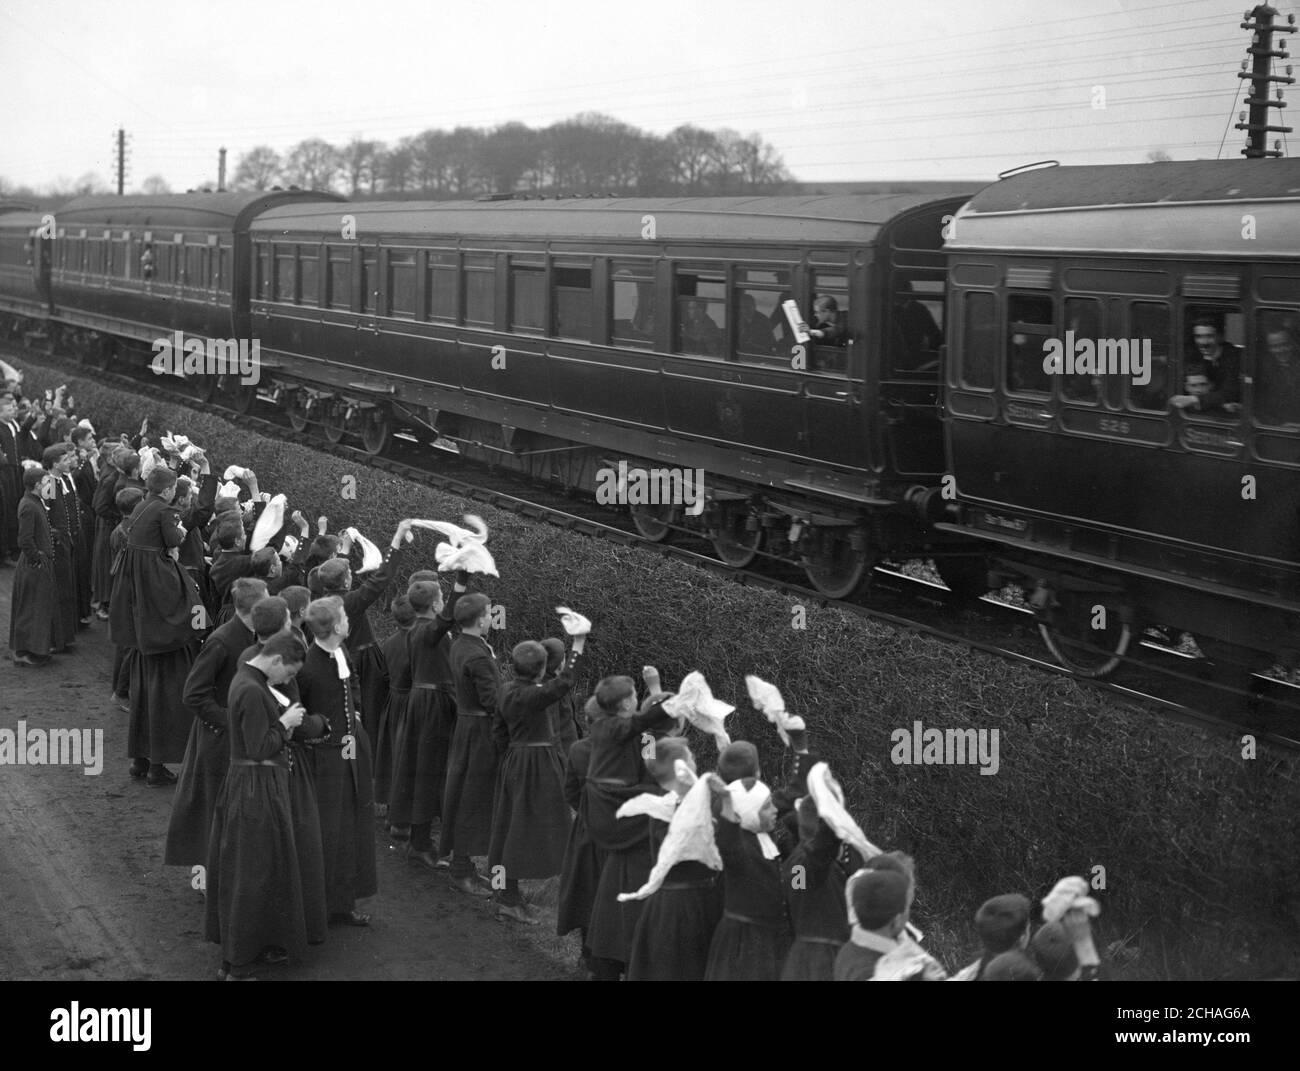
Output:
[
  {"xmin": 1236, "ymin": 5, "xmax": 1296, "ymax": 158},
  {"xmin": 218, "ymin": 147, "xmax": 227, "ymax": 192},
  {"xmin": 116, "ymin": 127, "xmax": 126, "ymax": 194}
]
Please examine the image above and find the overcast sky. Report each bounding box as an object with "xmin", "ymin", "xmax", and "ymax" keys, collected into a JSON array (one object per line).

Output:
[{"xmin": 1, "ymin": 0, "xmax": 1291, "ymax": 192}]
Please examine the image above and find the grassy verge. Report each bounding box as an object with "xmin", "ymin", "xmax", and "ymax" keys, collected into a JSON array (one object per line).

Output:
[{"xmin": 27, "ymin": 362, "xmax": 1300, "ymax": 980}]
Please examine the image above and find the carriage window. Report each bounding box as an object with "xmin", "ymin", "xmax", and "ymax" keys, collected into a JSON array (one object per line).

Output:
[
  {"xmin": 186, "ymin": 246, "xmax": 208, "ymax": 290},
  {"xmin": 256, "ymin": 247, "xmax": 270, "ymax": 299},
  {"xmin": 425, "ymin": 252, "xmax": 457, "ymax": 321},
  {"xmin": 961, "ymin": 291, "xmax": 997, "ymax": 389},
  {"xmin": 510, "ymin": 262, "xmax": 545, "ymax": 333},
  {"xmin": 611, "ymin": 262, "xmax": 655, "ymax": 348},
  {"xmin": 360, "ymin": 250, "xmax": 377, "ymax": 313},
  {"xmin": 88, "ymin": 240, "xmax": 104, "ymax": 276},
  {"xmin": 810, "ymin": 271, "xmax": 850, "ymax": 373},
  {"xmin": 464, "ymin": 255, "xmax": 495, "ymax": 325},
  {"xmin": 1127, "ymin": 302, "xmax": 1172, "ymax": 412},
  {"xmin": 275, "ymin": 248, "xmax": 295, "ymax": 303},
  {"xmin": 890, "ymin": 271, "xmax": 944, "ymax": 376},
  {"xmin": 298, "ymin": 251, "xmax": 318, "ymax": 306},
  {"xmin": 1180, "ymin": 306, "xmax": 1243, "ymax": 421},
  {"xmin": 1005, "ymin": 293, "xmax": 1053, "ymax": 395},
  {"xmin": 1254, "ymin": 308, "xmax": 1300, "ymax": 428},
  {"xmin": 1059, "ymin": 298, "xmax": 1102, "ymax": 404},
  {"xmin": 675, "ymin": 269, "xmax": 726, "ymax": 358},
  {"xmin": 326, "ymin": 249, "xmax": 351, "ymax": 310},
  {"xmin": 387, "ymin": 251, "xmax": 415, "ymax": 318},
  {"xmin": 734, "ymin": 268, "xmax": 791, "ymax": 362},
  {"xmin": 553, "ymin": 265, "xmax": 592, "ymax": 341}
]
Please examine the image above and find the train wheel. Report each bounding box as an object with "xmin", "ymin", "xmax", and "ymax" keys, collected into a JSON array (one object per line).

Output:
[
  {"xmin": 360, "ymin": 406, "xmax": 391, "ymax": 456},
  {"xmin": 935, "ymin": 555, "xmax": 992, "ymax": 604},
  {"xmin": 1035, "ymin": 588, "xmax": 1133, "ymax": 679},
  {"xmin": 803, "ymin": 528, "xmax": 870, "ymax": 600},
  {"xmin": 630, "ymin": 502, "xmax": 674, "ymax": 542},
  {"xmin": 287, "ymin": 392, "xmax": 311, "ymax": 432},
  {"xmin": 321, "ymin": 401, "xmax": 347, "ymax": 444},
  {"xmin": 711, "ymin": 511, "xmax": 761, "ymax": 568}
]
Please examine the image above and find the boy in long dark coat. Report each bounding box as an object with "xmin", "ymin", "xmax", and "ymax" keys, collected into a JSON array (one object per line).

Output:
[
  {"xmin": 109, "ymin": 465, "xmax": 205, "ymax": 785},
  {"xmin": 555, "ymin": 721, "xmax": 602, "ymax": 970},
  {"xmin": 315, "ymin": 523, "xmax": 410, "ymax": 748},
  {"xmin": 42, "ymin": 444, "xmax": 81, "ymax": 643},
  {"xmin": 625, "ymin": 739, "xmax": 722, "ymax": 981},
  {"xmin": 390, "ymin": 578, "xmax": 463, "ymax": 867},
  {"xmin": 780, "ymin": 796, "xmax": 862, "ymax": 981},
  {"xmin": 90, "ymin": 444, "xmax": 123, "ymax": 616},
  {"xmin": 487, "ymin": 634, "xmax": 585, "ymax": 922},
  {"xmin": 0, "ymin": 391, "xmax": 37, "ymax": 564},
  {"xmin": 108, "ymin": 486, "xmax": 144, "ymax": 707},
  {"xmin": 236, "ymin": 597, "xmax": 330, "ymax": 946},
  {"xmin": 440, "ymin": 592, "xmax": 506, "ymax": 896},
  {"xmin": 584, "ymin": 672, "xmax": 681, "ymax": 980},
  {"xmin": 296, "ymin": 596, "xmax": 377, "ymax": 927},
  {"xmin": 204, "ymin": 634, "xmax": 310, "ymax": 980},
  {"xmin": 541, "ymin": 637, "xmax": 582, "ymax": 756},
  {"xmin": 374, "ymin": 595, "xmax": 415, "ymax": 822},
  {"xmin": 9, "ymin": 466, "xmax": 60, "ymax": 664},
  {"xmin": 164, "ymin": 577, "xmax": 267, "ymax": 868}
]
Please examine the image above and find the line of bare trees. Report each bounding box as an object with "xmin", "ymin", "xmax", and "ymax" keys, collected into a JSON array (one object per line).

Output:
[{"xmin": 232, "ymin": 113, "xmax": 792, "ymax": 197}]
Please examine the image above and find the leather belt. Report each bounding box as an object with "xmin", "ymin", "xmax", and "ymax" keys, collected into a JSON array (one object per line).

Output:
[
  {"xmin": 659, "ymin": 878, "xmax": 716, "ymax": 891},
  {"xmin": 588, "ymin": 777, "xmax": 635, "ymax": 787},
  {"xmin": 797, "ymin": 935, "xmax": 845, "ymax": 947},
  {"xmin": 508, "ymin": 741, "xmax": 555, "ymax": 749},
  {"xmin": 412, "ymin": 682, "xmax": 453, "ymax": 692},
  {"xmin": 724, "ymin": 910, "xmax": 786, "ymax": 929},
  {"xmin": 231, "ymin": 757, "xmax": 285, "ymax": 767},
  {"xmin": 458, "ymin": 709, "xmax": 489, "ymax": 718}
]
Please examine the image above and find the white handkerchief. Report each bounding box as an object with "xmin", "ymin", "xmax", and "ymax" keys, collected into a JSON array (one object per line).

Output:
[{"xmin": 756, "ymin": 832, "xmax": 780, "ymax": 860}]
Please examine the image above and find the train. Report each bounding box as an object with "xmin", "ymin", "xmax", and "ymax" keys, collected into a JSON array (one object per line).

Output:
[{"xmin": 1, "ymin": 160, "xmax": 1297, "ymax": 685}]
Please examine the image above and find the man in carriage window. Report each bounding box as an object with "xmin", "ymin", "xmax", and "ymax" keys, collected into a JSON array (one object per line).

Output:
[
  {"xmin": 737, "ymin": 293, "xmax": 776, "ymax": 356},
  {"xmin": 1180, "ymin": 316, "xmax": 1241, "ymax": 413},
  {"xmin": 1171, "ymin": 361, "xmax": 1239, "ymax": 419},
  {"xmin": 1256, "ymin": 323, "xmax": 1300, "ymax": 427},
  {"xmin": 892, "ymin": 280, "xmax": 942, "ymax": 371}
]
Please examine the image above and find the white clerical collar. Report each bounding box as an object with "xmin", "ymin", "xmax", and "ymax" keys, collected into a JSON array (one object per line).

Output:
[
  {"xmin": 849, "ymin": 927, "xmax": 900, "ymax": 953},
  {"xmin": 314, "ymin": 640, "xmax": 350, "ymax": 679}
]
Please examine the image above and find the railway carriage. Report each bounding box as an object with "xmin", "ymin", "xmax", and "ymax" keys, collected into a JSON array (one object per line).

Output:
[
  {"xmin": 940, "ymin": 159, "xmax": 1300, "ymax": 678},
  {"xmin": 0, "ymin": 191, "xmax": 342, "ymax": 369},
  {"xmin": 247, "ymin": 194, "xmax": 977, "ymax": 596}
]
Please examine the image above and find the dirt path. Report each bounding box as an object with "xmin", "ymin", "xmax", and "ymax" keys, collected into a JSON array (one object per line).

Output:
[{"xmin": 0, "ymin": 570, "xmax": 582, "ymax": 981}]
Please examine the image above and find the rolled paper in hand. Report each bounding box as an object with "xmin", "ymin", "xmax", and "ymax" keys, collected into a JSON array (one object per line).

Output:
[
  {"xmin": 554, "ymin": 605, "xmax": 592, "ymax": 636},
  {"xmin": 344, "ymin": 526, "xmax": 384, "ymax": 573},
  {"xmin": 222, "ymin": 464, "xmax": 246, "ymax": 482},
  {"xmin": 249, "ymin": 493, "xmax": 287, "ymax": 552}
]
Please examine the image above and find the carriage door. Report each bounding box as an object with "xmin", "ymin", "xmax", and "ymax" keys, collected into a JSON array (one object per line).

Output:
[
  {"xmin": 880, "ymin": 264, "xmax": 948, "ymax": 477},
  {"xmin": 35, "ymin": 229, "xmax": 52, "ymax": 311}
]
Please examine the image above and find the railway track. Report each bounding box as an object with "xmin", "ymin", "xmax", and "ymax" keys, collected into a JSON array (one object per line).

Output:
[{"xmin": 9, "ymin": 337, "xmax": 1300, "ymax": 751}]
